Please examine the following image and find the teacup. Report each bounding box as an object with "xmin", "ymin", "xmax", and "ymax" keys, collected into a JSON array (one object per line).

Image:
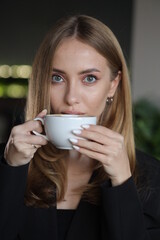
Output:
[{"xmin": 33, "ymin": 114, "xmax": 97, "ymax": 149}]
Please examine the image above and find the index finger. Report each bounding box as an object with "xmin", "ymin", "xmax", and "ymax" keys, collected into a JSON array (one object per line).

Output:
[
  {"xmin": 24, "ymin": 109, "xmax": 47, "ymax": 132},
  {"xmin": 81, "ymin": 124, "xmax": 121, "ymax": 139},
  {"xmin": 15, "ymin": 120, "xmax": 43, "ymax": 134}
]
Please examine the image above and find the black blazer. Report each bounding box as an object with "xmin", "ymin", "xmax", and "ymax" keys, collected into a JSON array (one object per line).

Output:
[{"xmin": 0, "ymin": 143, "xmax": 160, "ymax": 240}]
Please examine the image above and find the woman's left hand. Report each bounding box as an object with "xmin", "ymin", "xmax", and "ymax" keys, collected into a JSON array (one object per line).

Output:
[{"xmin": 70, "ymin": 124, "xmax": 131, "ymax": 187}]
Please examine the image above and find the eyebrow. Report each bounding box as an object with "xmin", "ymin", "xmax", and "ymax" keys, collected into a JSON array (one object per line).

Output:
[{"xmin": 52, "ymin": 68, "xmax": 101, "ymax": 75}]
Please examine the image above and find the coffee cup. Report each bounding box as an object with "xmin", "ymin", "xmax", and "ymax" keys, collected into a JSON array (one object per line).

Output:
[{"xmin": 33, "ymin": 114, "xmax": 97, "ymax": 150}]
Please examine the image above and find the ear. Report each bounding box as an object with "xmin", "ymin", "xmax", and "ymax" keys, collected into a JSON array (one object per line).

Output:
[{"xmin": 107, "ymin": 71, "xmax": 121, "ymax": 97}]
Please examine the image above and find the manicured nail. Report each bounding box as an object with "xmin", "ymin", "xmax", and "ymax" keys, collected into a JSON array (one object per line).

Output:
[
  {"xmin": 69, "ymin": 138, "xmax": 78, "ymax": 144},
  {"xmin": 72, "ymin": 145, "xmax": 80, "ymax": 150},
  {"xmin": 72, "ymin": 129, "xmax": 82, "ymax": 135},
  {"xmin": 81, "ymin": 124, "xmax": 90, "ymax": 129},
  {"xmin": 42, "ymin": 109, "xmax": 47, "ymax": 113}
]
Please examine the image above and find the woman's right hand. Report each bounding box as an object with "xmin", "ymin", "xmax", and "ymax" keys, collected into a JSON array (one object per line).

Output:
[{"xmin": 4, "ymin": 109, "xmax": 48, "ymax": 167}]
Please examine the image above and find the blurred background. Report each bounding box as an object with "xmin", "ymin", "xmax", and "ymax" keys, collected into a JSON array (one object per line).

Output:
[{"xmin": 0, "ymin": 0, "xmax": 160, "ymax": 159}]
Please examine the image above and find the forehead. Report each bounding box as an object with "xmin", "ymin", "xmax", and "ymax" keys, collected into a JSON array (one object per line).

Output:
[{"xmin": 52, "ymin": 38, "xmax": 109, "ymax": 69}]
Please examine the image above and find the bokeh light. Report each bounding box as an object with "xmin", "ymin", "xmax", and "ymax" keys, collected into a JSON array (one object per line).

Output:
[
  {"xmin": 0, "ymin": 65, "xmax": 11, "ymax": 78},
  {"xmin": 10, "ymin": 65, "xmax": 19, "ymax": 78},
  {"xmin": 0, "ymin": 64, "xmax": 30, "ymax": 97},
  {"xmin": 0, "ymin": 65, "xmax": 32, "ymax": 78},
  {"xmin": 6, "ymin": 84, "xmax": 27, "ymax": 98},
  {"xmin": 0, "ymin": 85, "xmax": 4, "ymax": 97},
  {"xmin": 16, "ymin": 65, "xmax": 32, "ymax": 78}
]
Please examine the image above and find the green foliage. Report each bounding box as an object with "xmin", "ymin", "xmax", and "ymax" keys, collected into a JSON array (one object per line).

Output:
[{"xmin": 133, "ymin": 99, "xmax": 160, "ymax": 160}]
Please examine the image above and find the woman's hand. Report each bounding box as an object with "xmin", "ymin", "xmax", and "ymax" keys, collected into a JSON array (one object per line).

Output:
[
  {"xmin": 4, "ymin": 109, "xmax": 48, "ymax": 167},
  {"xmin": 70, "ymin": 124, "xmax": 131, "ymax": 186}
]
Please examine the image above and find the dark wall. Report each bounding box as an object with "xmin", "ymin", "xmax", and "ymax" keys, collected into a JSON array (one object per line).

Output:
[
  {"xmin": 0, "ymin": 0, "xmax": 133, "ymax": 65},
  {"xmin": 0, "ymin": 98, "xmax": 26, "ymax": 143}
]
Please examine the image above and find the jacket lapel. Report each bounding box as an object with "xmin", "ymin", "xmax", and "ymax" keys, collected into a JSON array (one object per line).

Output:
[{"xmin": 65, "ymin": 171, "xmax": 102, "ymax": 240}]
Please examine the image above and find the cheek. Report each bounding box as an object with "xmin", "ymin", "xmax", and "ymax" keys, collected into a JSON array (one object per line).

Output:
[
  {"xmin": 50, "ymin": 88, "xmax": 62, "ymax": 111},
  {"xmin": 87, "ymin": 91, "xmax": 107, "ymax": 115}
]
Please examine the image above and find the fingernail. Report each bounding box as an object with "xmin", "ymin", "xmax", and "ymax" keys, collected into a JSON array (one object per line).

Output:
[
  {"xmin": 69, "ymin": 138, "xmax": 78, "ymax": 144},
  {"xmin": 72, "ymin": 145, "xmax": 80, "ymax": 150},
  {"xmin": 81, "ymin": 124, "xmax": 90, "ymax": 129},
  {"xmin": 42, "ymin": 109, "xmax": 47, "ymax": 113},
  {"xmin": 72, "ymin": 130, "xmax": 82, "ymax": 135}
]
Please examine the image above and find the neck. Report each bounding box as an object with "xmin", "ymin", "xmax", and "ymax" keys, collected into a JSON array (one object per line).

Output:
[{"xmin": 65, "ymin": 150, "xmax": 95, "ymax": 174}]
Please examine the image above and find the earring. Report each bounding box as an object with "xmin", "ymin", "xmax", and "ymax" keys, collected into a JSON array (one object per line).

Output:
[{"xmin": 106, "ymin": 97, "xmax": 114, "ymax": 105}]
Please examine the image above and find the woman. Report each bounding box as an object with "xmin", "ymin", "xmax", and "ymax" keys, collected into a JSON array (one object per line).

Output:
[{"xmin": 0, "ymin": 15, "xmax": 160, "ymax": 240}]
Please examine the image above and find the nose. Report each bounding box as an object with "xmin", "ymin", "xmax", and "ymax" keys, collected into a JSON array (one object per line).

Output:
[{"xmin": 64, "ymin": 81, "xmax": 80, "ymax": 106}]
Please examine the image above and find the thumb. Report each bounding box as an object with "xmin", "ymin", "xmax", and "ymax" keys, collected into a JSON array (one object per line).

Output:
[{"xmin": 37, "ymin": 109, "xmax": 47, "ymax": 118}]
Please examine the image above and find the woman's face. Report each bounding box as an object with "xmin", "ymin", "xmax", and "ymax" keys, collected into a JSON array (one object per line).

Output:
[{"xmin": 50, "ymin": 38, "xmax": 120, "ymax": 118}]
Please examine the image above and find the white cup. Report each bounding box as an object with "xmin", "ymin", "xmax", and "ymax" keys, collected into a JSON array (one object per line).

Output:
[{"xmin": 33, "ymin": 114, "xmax": 97, "ymax": 150}]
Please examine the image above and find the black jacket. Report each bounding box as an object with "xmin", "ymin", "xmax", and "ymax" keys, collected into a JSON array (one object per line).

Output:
[{"xmin": 0, "ymin": 143, "xmax": 160, "ymax": 240}]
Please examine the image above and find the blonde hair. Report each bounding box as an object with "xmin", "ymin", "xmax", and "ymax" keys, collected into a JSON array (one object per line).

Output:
[{"xmin": 25, "ymin": 15, "xmax": 136, "ymax": 207}]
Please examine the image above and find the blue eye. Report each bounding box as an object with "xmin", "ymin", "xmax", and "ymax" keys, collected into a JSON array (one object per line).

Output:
[
  {"xmin": 52, "ymin": 75, "xmax": 63, "ymax": 83},
  {"xmin": 84, "ymin": 75, "xmax": 97, "ymax": 83}
]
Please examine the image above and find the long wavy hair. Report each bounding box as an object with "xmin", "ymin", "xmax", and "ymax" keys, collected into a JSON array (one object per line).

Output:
[{"xmin": 25, "ymin": 15, "xmax": 136, "ymax": 208}]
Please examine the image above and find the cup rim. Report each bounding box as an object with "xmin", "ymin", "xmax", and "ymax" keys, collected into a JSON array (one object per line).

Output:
[{"xmin": 45, "ymin": 114, "xmax": 96, "ymax": 118}]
